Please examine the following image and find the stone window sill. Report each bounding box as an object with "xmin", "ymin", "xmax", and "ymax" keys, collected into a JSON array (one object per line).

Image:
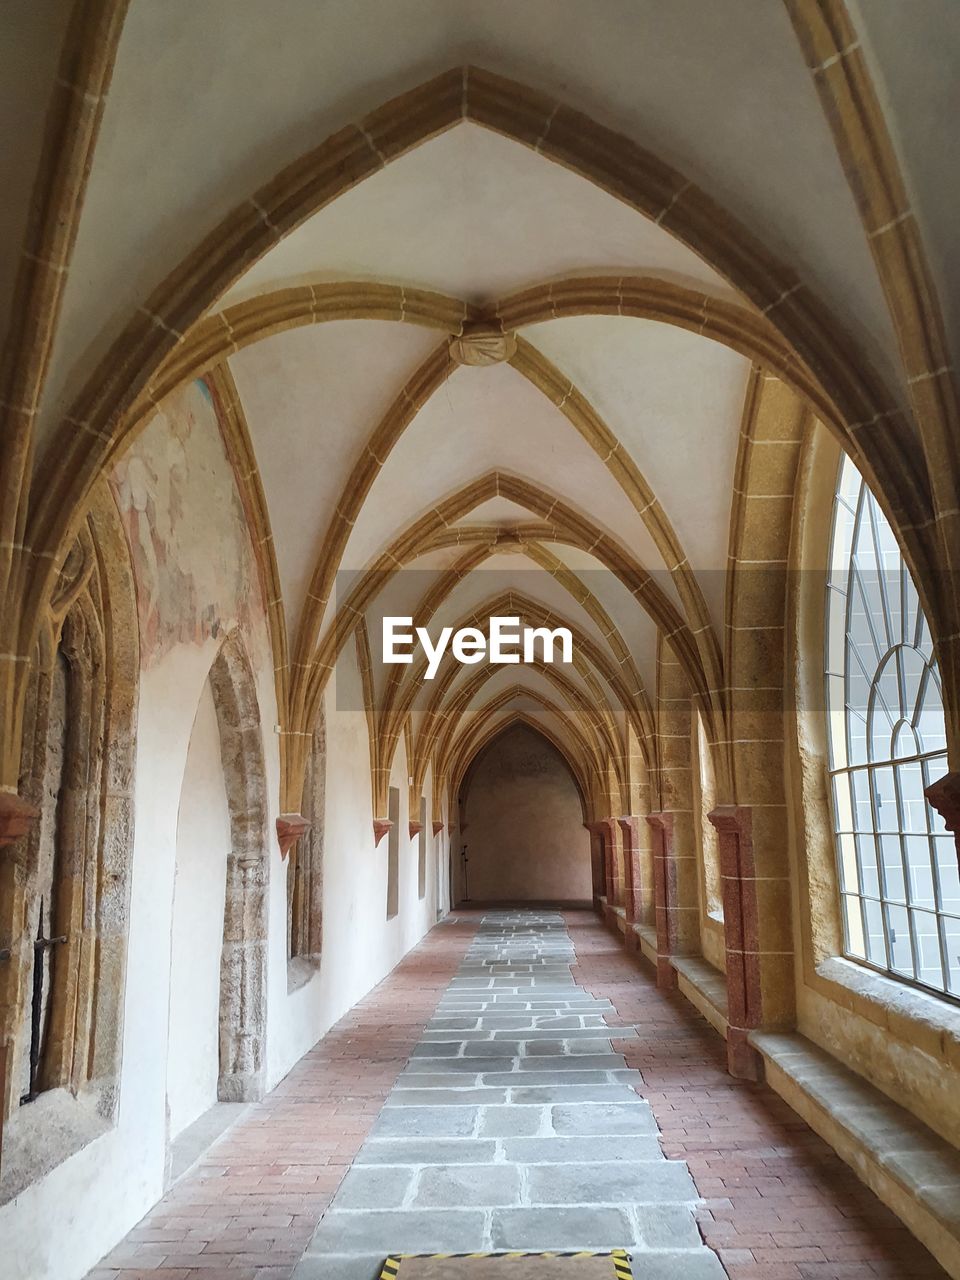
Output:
[
  {"xmin": 0, "ymin": 1087, "xmax": 111, "ymax": 1206},
  {"xmin": 814, "ymin": 955, "xmax": 960, "ymax": 1069},
  {"xmin": 671, "ymin": 953, "xmax": 728, "ymax": 1035},
  {"xmin": 751, "ymin": 1029, "xmax": 960, "ymax": 1275}
]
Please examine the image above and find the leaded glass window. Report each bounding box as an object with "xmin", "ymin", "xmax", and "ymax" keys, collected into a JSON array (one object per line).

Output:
[{"xmin": 825, "ymin": 454, "xmax": 959, "ymax": 997}]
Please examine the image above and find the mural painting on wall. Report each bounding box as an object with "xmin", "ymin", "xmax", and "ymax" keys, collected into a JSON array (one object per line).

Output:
[{"xmin": 110, "ymin": 379, "xmax": 265, "ymax": 664}]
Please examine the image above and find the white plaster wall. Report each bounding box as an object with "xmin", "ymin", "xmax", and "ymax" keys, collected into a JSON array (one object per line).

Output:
[
  {"xmin": 267, "ymin": 650, "xmax": 447, "ymax": 1082},
  {"xmin": 166, "ymin": 679, "xmax": 231, "ymax": 1139}
]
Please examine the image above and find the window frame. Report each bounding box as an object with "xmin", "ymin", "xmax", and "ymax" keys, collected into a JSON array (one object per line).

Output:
[{"xmin": 824, "ymin": 454, "xmax": 958, "ymax": 1003}]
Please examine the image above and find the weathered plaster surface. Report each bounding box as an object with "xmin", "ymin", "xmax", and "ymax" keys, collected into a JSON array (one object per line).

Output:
[
  {"xmin": 110, "ymin": 380, "xmax": 263, "ymax": 664},
  {"xmin": 459, "ymin": 724, "xmax": 591, "ymax": 903}
]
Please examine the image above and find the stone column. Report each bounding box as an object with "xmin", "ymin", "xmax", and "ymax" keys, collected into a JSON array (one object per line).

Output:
[{"xmin": 708, "ymin": 805, "xmax": 763, "ymax": 1081}]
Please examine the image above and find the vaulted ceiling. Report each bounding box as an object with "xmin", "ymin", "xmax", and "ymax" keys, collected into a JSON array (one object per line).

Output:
[{"xmin": 4, "ymin": 0, "xmax": 959, "ymax": 814}]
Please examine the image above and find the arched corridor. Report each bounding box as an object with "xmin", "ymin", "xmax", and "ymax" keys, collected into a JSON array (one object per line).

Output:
[{"xmin": 2, "ymin": 4, "xmax": 960, "ymax": 1279}]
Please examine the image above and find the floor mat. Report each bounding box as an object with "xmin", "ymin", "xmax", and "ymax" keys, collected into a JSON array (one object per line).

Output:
[{"xmin": 382, "ymin": 1251, "xmax": 633, "ymax": 1280}]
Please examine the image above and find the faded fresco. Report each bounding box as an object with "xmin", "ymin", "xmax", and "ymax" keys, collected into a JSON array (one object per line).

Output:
[{"xmin": 110, "ymin": 379, "xmax": 266, "ymax": 665}]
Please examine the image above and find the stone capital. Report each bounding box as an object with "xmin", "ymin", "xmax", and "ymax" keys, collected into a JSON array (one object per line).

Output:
[
  {"xmin": 372, "ymin": 818, "xmax": 392, "ymax": 846},
  {"xmin": 432, "ymin": 820, "xmax": 444, "ymax": 837},
  {"xmin": 925, "ymin": 771, "xmax": 960, "ymax": 833},
  {"xmin": 276, "ymin": 813, "xmax": 310, "ymax": 860},
  {"xmin": 644, "ymin": 810, "xmax": 674, "ymax": 835},
  {"xmin": 408, "ymin": 820, "xmax": 424, "ymax": 840},
  {"xmin": 617, "ymin": 815, "xmax": 639, "ymax": 843},
  {"xmin": 0, "ymin": 792, "xmax": 39, "ymax": 852},
  {"xmin": 707, "ymin": 804, "xmax": 751, "ymax": 836}
]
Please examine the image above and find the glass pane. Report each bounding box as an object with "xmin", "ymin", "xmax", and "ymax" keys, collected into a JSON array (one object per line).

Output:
[
  {"xmin": 832, "ymin": 772, "xmax": 855, "ymax": 834},
  {"xmin": 943, "ymin": 916, "xmax": 960, "ymax": 997},
  {"xmin": 900, "ymin": 646, "xmax": 926, "ymax": 721},
  {"xmin": 911, "ymin": 910, "xmax": 944, "ymax": 990},
  {"xmin": 886, "ymin": 903, "xmax": 914, "ymax": 975},
  {"xmin": 826, "ymin": 674, "xmax": 847, "ymax": 769},
  {"xmin": 855, "ymin": 834, "xmax": 880, "ymax": 898},
  {"xmin": 872, "ymin": 766, "xmax": 897, "ymax": 829},
  {"xmin": 898, "ymin": 755, "xmax": 927, "ymax": 832},
  {"xmin": 934, "ymin": 836, "xmax": 960, "ymax": 915},
  {"xmin": 842, "ymin": 894, "xmax": 866, "ymax": 959},
  {"xmin": 879, "ymin": 833, "xmax": 905, "ymax": 902},
  {"xmin": 837, "ymin": 831, "xmax": 860, "ymax": 893},
  {"xmin": 916, "ymin": 673, "xmax": 948, "ymax": 754},
  {"xmin": 847, "ymin": 707, "xmax": 869, "ymax": 767},
  {"xmin": 904, "ymin": 835, "xmax": 935, "ymax": 908},
  {"xmin": 863, "ymin": 897, "xmax": 887, "ymax": 967},
  {"xmin": 851, "ymin": 769, "xmax": 872, "ymax": 832}
]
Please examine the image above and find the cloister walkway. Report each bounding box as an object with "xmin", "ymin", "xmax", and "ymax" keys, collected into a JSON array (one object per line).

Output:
[{"xmin": 86, "ymin": 911, "xmax": 949, "ymax": 1280}]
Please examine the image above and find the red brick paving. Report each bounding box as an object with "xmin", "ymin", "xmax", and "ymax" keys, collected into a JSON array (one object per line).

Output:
[
  {"xmin": 86, "ymin": 909, "xmax": 950, "ymax": 1280},
  {"xmin": 85, "ymin": 918, "xmax": 477, "ymax": 1280},
  {"xmin": 565, "ymin": 909, "xmax": 951, "ymax": 1280}
]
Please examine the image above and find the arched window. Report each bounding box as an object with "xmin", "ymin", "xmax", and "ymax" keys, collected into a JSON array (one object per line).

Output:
[
  {"xmin": 1, "ymin": 491, "xmax": 138, "ymax": 1203},
  {"xmin": 694, "ymin": 711, "xmax": 722, "ymax": 921},
  {"xmin": 826, "ymin": 454, "xmax": 959, "ymax": 997}
]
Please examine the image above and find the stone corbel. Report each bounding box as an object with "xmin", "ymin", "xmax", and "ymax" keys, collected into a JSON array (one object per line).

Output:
[
  {"xmin": 373, "ymin": 818, "xmax": 392, "ymax": 847},
  {"xmin": 276, "ymin": 813, "xmax": 310, "ymax": 860},
  {"xmin": 925, "ymin": 771, "xmax": 960, "ymax": 854},
  {"xmin": 432, "ymin": 821, "xmax": 444, "ymax": 837},
  {"xmin": 408, "ymin": 820, "xmax": 424, "ymax": 840},
  {"xmin": 0, "ymin": 792, "xmax": 38, "ymax": 850}
]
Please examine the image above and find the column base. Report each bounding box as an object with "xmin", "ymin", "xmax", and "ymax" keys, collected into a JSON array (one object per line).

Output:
[
  {"xmin": 727, "ymin": 1026, "xmax": 763, "ymax": 1081},
  {"xmin": 656, "ymin": 956, "xmax": 678, "ymax": 991}
]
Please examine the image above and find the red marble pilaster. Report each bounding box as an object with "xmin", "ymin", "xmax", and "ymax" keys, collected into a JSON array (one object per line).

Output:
[
  {"xmin": 0, "ymin": 791, "xmax": 37, "ymax": 849},
  {"xmin": 708, "ymin": 804, "xmax": 763, "ymax": 1082}
]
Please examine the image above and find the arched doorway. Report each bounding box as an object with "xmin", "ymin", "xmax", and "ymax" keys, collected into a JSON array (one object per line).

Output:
[
  {"xmin": 457, "ymin": 723, "xmax": 591, "ymax": 906},
  {"xmin": 166, "ymin": 632, "xmax": 269, "ymax": 1141}
]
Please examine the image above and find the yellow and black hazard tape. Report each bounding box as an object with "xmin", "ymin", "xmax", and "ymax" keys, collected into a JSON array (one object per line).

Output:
[
  {"xmin": 378, "ymin": 1250, "xmax": 633, "ymax": 1279},
  {"xmin": 612, "ymin": 1250, "xmax": 633, "ymax": 1280}
]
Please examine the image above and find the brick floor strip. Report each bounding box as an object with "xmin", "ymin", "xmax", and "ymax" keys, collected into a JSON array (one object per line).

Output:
[{"xmin": 86, "ymin": 918, "xmax": 478, "ymax": 1280}]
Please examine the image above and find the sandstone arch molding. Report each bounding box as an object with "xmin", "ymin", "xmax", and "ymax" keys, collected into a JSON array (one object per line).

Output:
[{"xmin": 206, "ymin": 630, "xmax": 270, "ymax": 1104}]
